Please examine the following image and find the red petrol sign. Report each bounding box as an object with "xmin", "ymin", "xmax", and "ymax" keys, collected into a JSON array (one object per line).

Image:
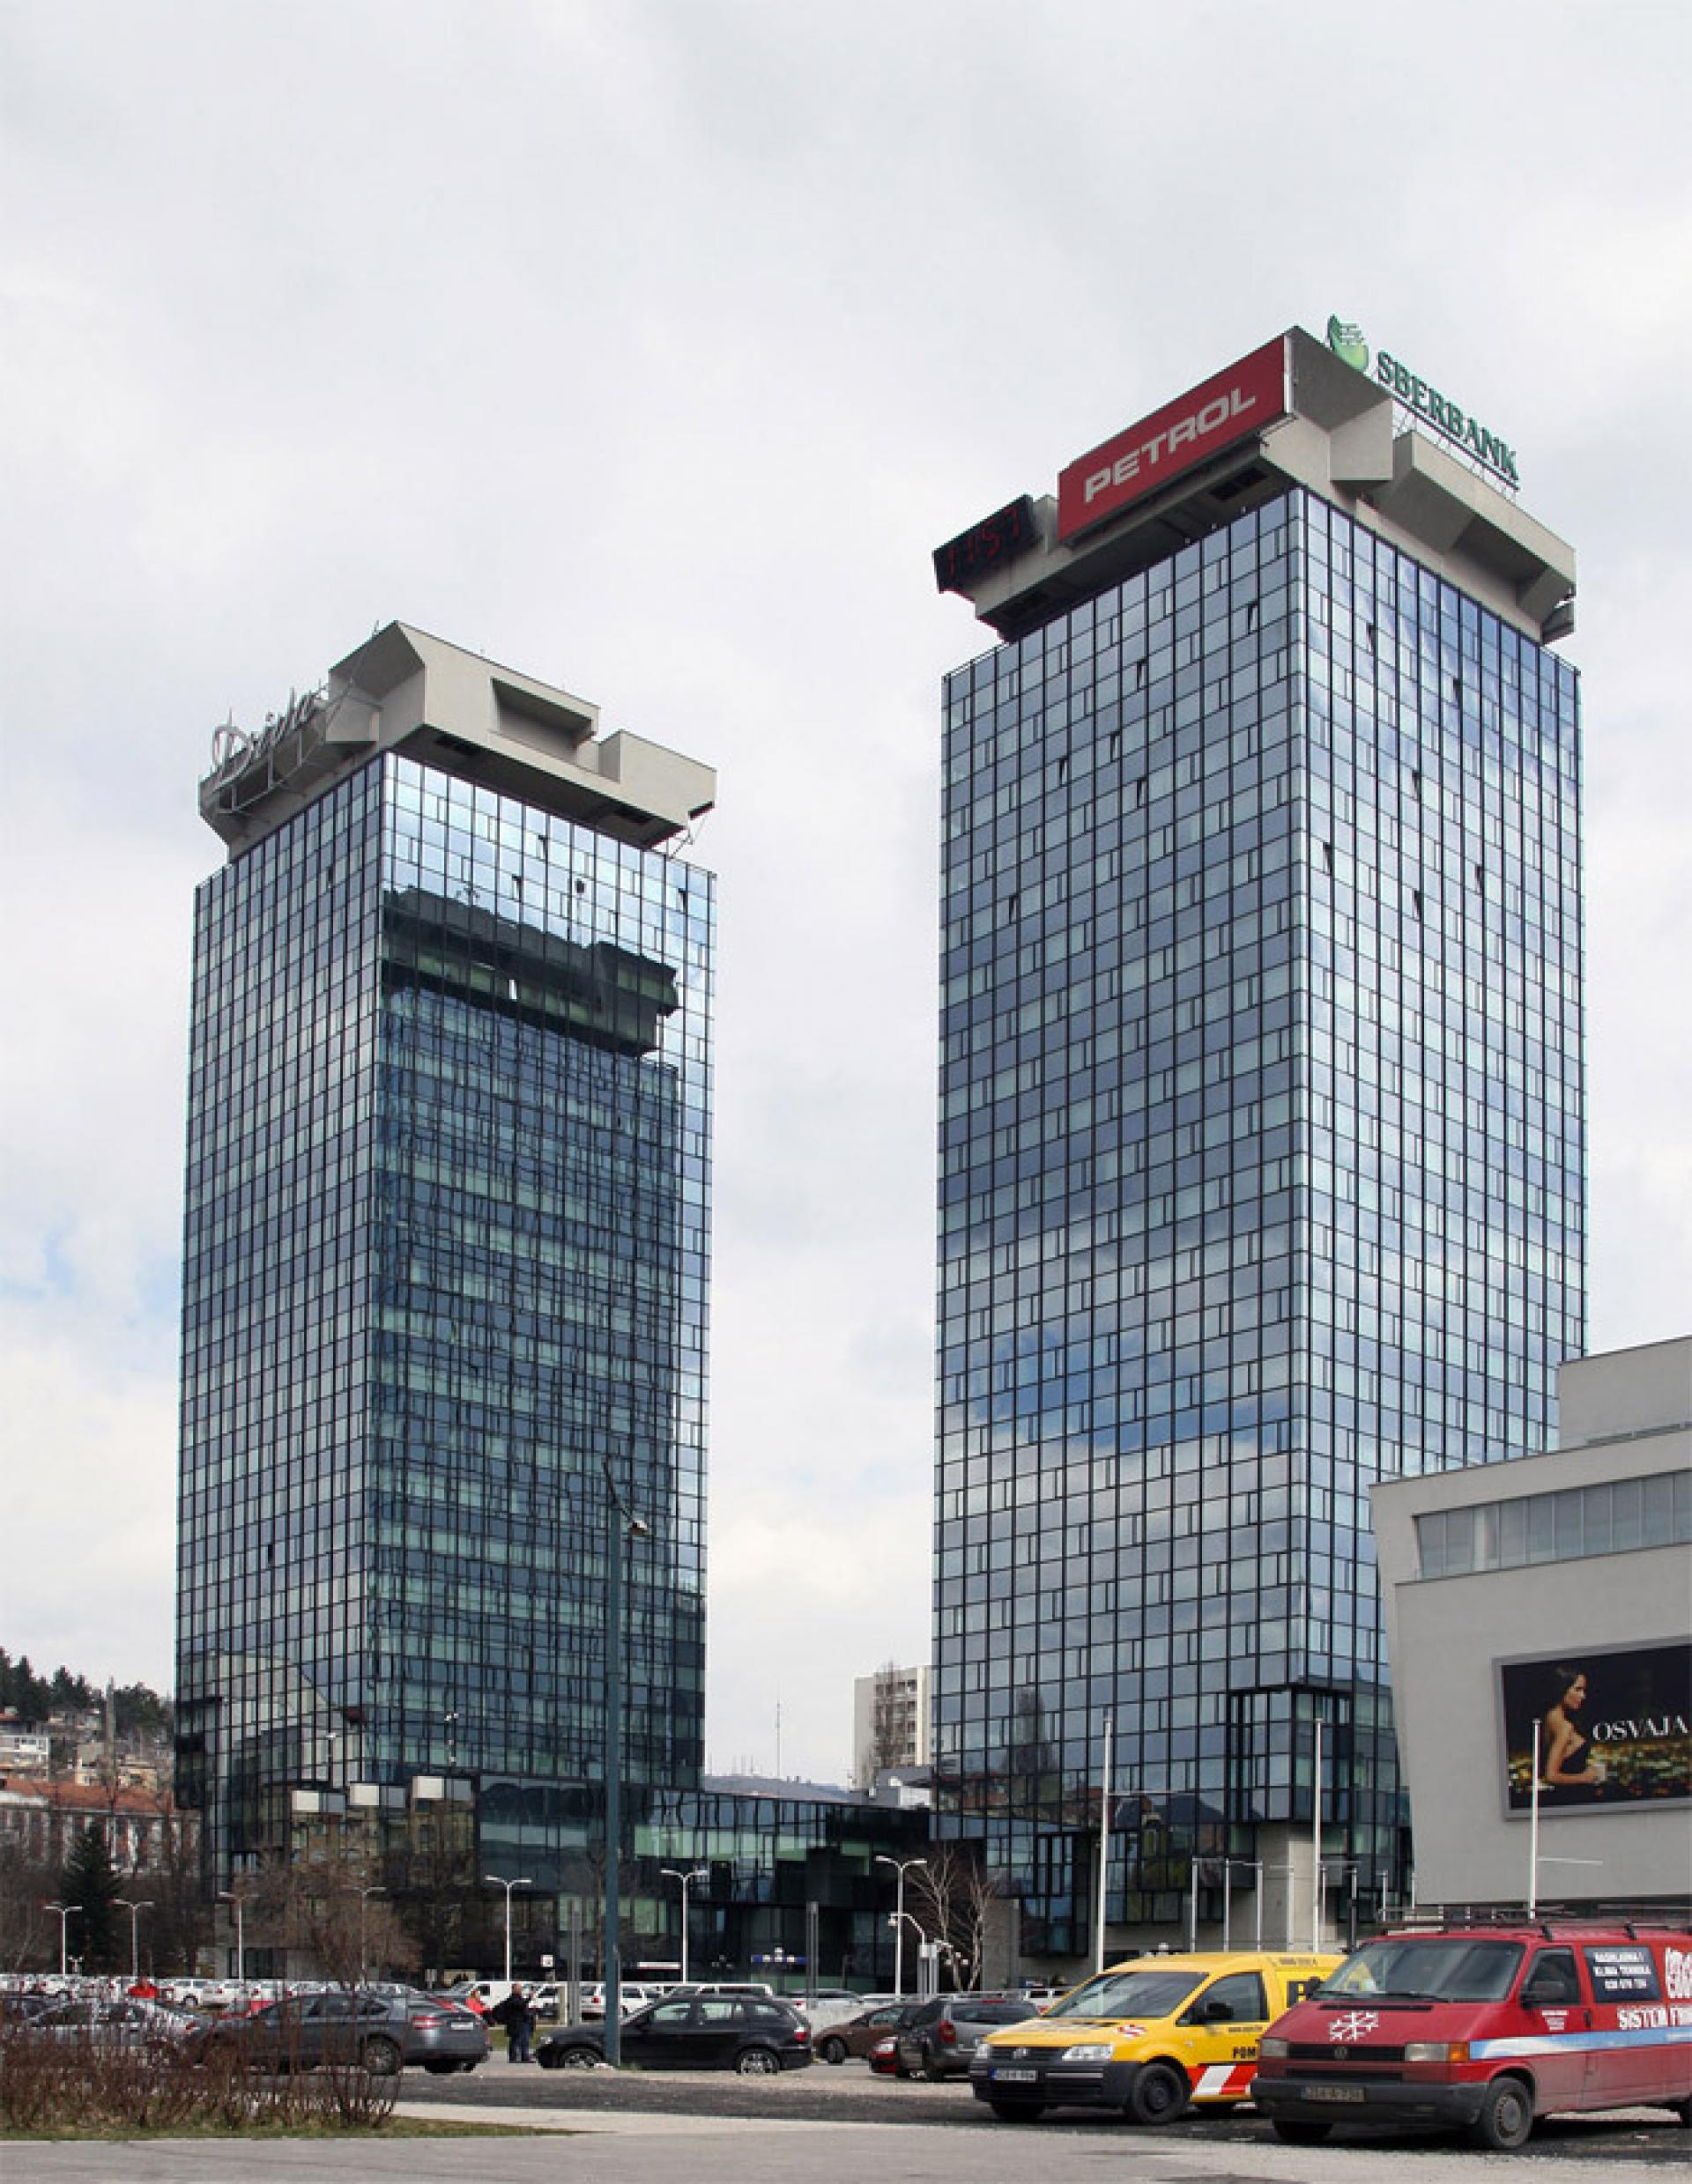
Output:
[{"xmin": 1057, "ymin": 337, "xmax": 1289, "ymax": 542}]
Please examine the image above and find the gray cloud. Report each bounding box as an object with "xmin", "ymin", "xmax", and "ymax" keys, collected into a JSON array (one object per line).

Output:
[{"xmin": 2, "ymin": 0, "xmax": 1688, "ymax": 1778}]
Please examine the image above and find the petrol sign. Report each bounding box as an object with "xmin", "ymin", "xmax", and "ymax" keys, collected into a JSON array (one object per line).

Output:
[{"xmin": 1058, "ymin": 338, "xmax": 1288, "ymax": 543}]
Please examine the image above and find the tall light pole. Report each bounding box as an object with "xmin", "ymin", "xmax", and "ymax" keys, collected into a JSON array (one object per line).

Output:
[
  {"xmin": 599, "ymin": 1454, "xmax": 649, "ymax": 2068},
  {"xmin": 114, "ymin": 1898, "xmax": 153, "ymax": 1986},
  {"xmin": 484, "ymin": 1875, "xmax": 531, "ymax": 1987},
  {"xmin": 42, "ymin": 1901, "xmax": 77, "ymax": 1980},
  {"xmin": 874, "ymin": 1855, "xmax": 927, "ymax": 2000},
  {"xmin": 218, "ymin": 1890, "xmax": 246, "ymax": 1983},
  {"xmin": 661, "ymin": 1867, "xmax": 709, "ymax": 1988}
]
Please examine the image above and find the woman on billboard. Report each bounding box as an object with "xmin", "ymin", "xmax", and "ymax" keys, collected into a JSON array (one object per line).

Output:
[{"xmin": 1540, "ymin": 1664, "xmax": 1606, "ymax": 1797}]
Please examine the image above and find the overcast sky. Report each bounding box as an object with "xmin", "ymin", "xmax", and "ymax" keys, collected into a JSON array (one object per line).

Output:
[{"xmin": 3, "ymin": 1, "xmax": 1688, "ymax": 1783}]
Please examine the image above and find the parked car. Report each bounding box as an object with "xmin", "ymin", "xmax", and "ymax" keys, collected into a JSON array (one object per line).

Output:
[
  {"xmin": 867, "ymin": 2032, "xmax": 902, "ymax": 2077},
  {"xmin": 665, "ymin": 1980, "xmax": 775, "ymax": 1999},
  {"xmin": 790, "ymin": 1989, "xmax": 868, "ymax": 2033},
  {"xmin": 26, "ymin": 1997, "xmax": 199, "ymax": 2050},
  {"xmin": 896, "ymin": 1994, "xmax": 1043, "ymax": 2081},
  {"xmin": 537, "ymin": 1993, "xmax": 813, "ymax": 2075},
  {"xmin": 1253, "ymin": 1922, "xmax": 1692, "ymax": 2151},
  {"xmin": 575, "ymin": 1980, "xmax": 668, "ymax": 2020},
  {"xmin": 192, "ymin": 1988, "xmax": 488, "ymax": 2076},
  {"xmin": 969, "ymin": 1950, "xmax": 1341, "ymax": 2124},
  {"xmin": 814, "ymin": 2000, "xmax": 926, "ymax": 2065}
]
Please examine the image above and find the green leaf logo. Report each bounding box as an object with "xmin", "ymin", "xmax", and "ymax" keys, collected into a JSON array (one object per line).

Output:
[{"xmin": 1327, "ymin": 316, "xmax": 1369, "ymax": 373}]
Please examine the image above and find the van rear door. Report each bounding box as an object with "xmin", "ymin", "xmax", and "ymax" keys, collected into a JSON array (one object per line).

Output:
[{"xmin": 1582, "ymin": 1942, "xmax": 1674, "ymax": 2106}]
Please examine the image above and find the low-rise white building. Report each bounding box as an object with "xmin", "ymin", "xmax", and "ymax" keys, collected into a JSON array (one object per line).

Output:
[{"xmin": 1373, "ymin": 1336, "xmax": 1691, "ymax": 1909}]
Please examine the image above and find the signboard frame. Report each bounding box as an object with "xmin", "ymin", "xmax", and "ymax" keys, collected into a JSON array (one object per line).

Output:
[{"xmin": 1495, "ymin": 1639, "xmax": 1692, "ymax": 1821}]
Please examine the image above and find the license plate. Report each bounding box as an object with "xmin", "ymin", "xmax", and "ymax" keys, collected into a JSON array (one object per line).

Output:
[
  {"xmin": 992, "ymin": 2068, "xmax": 1039, "ymax": 2083},
  {"xmin": 1305, "ymin": 2084, "xmax": 1367, "ymax": 2104}
]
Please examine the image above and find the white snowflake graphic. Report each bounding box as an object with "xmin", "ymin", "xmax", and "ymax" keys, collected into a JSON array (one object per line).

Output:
[{"xmin": 1327, "ymin": 2010, "xmax": 1381, "ymax": 2042}]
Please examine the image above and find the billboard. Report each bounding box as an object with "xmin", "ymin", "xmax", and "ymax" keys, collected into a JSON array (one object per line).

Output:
[
  {"xmin": 1056, "ymin": 337, "xmax": 1288, "ymax": 543},
  {"xmin": 1497, "ymin": 1641, "xmax": 1692, "ymax": 1818}
]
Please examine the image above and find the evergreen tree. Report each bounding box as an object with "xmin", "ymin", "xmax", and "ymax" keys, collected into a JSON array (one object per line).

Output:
[{"xmin": 61, "ymin": 1825, "xmax": 122, "ymax": 1972}]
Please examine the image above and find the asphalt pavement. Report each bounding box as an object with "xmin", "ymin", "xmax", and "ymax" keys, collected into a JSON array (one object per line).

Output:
[{"xmin": 5, "ymin": 2062, "xmax": 1686, "ymax": 2183}]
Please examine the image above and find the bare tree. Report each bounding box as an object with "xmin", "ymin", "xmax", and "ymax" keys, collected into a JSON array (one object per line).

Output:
[
  {"xmin": 246, "ymin": 1849, "xmax": 419, "ymax": 1986},
  {"xmin": 147, "ymin": 1813, "xmax": 212, "ymax": 1975},
  {"xmin": 0, "ymin": 1844, "xmax": 59, "ymax": 1973},
  {"xmin": 907, "ymin": 1842, "xmax": 1004, "ymax": 1991}
]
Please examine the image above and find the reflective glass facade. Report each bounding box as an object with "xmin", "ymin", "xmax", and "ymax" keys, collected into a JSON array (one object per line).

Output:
[
  {"xmin": 178, "ymin": 751, "xmax": 712, "ymax": 1876},
  {"xmin": 934, "ymin": 490, "xmax": 1584, "ymax": 1951}
]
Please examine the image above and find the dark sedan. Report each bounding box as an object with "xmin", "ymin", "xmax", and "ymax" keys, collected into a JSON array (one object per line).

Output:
[
  {"xmin": 192, "ymin": 1988, "xmax": 487, "ymax": 2076},
  {"xmin": 813, "ymin": 2001, "xmax": 925, "ymax": 2065},
  {"xmin": 537, "ymin": 1993, "xmax": 812, "ymax": 2075}
]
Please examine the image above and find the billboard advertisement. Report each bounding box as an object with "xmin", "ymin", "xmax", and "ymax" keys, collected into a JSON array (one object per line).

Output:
[
  {"xmin": 1497, "ymin": 1641, "xmax": 1692, "ymax": 1818},
  {"xmin": 1057, "ymin": 337, "xmax": 1288, "ymax": 543}
]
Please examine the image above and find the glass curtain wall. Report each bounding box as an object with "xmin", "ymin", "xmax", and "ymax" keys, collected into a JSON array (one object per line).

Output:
[
  {"xmin": 178, "ymin": 751, "xmax": 713, "ymax": 1880},
  {"xmin": 932, "ymin": 489, "xmax": 1584, "ymax": 1951}
]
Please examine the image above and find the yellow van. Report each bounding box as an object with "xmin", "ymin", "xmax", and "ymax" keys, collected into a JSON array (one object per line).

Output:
[{"xmin": 970, "ymin": 1949, "xmax": 1342, "ymax": 2125}]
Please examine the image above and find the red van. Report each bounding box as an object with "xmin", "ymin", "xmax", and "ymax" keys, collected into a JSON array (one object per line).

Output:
[{"xmin": 1251, "ymin": 1923, "xmax": 1692, "ymax": 2151}]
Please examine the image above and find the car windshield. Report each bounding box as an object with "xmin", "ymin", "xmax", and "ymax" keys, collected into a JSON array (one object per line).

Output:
[
  {"xmin": 1043, "ymin": 1968, "xmax": 1206, "ymax": 2020},
  {"xmin": 1318, "ymin": 1939, "xmax": 1525, "ymax": 2003}
]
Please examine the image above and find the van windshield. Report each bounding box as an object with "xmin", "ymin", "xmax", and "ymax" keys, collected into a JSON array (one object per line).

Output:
[
  {"xmin": 1319, "ymin": 1939, "xmax": 1525, "ymax": 2003},
  {"xmin": 1043, "ymin": 1968, "xmax": 1206, "ymax": 2020}
]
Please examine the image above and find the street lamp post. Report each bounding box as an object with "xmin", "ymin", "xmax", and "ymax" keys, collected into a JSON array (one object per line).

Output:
[
  {"xmin": 599, "ymin": 1456, "xmax": 649, "ymax": 2069},
  {"xmin": 114, "ymin": 1898, "xmax": 153, "ymax": 1986},
  {"xmin": 42, "ymin": 1901, "xmax": 77, "ymax": 1980},
  {"xmin": 874, "ymin": 1855, "xmax": 927, "ymax": 2000},
  {"xmin": 217, "ymin": 1891, "xmax": 246, "ymax": 1984},
  {"xmin": 484, "ymin": 1875, "xmax": 532, "ymax": 1988},
  {"xmin": 661, "ymin": 1866, "xmax": 709, "ymax": 1988}
]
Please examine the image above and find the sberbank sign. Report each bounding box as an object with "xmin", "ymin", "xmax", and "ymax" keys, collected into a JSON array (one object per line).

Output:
[{"xmin": 1326, "ymin": 315, "xmax": 1519, "ymax": 487}]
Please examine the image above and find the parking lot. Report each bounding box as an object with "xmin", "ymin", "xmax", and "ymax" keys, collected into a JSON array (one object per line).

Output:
[
  {"xmin": 400, "ymin": 2053, "xmax": 1690, "ymax": 2167},
  {"xmin": 4, "ymin": 2055, "xmax": 1685, "ymax": 2184}
]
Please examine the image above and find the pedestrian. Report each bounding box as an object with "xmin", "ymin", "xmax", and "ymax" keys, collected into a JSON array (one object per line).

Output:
[
  {"xmin": 489, "ymin": 1985, "xmax": 531, "ymax": 2062},
  {"xmin": 508, "ymin": 1985, "xmax": 536, "ymax": 2065}
]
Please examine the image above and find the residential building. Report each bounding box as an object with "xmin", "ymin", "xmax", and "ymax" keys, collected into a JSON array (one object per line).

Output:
[
  {"xmin": 931, "ymin": 325, "xmax": 1584, "ymax": 1958},
  {"xmin": 0, "ymin": 1722, "xmax": 50, "ymax": 1774},
  {"xmin": 852, "ymin": 1663, "xmax": 932, "ymax": 1787},
  {"xmin": 1374, "ymin": 1336, "xmax": 1691, "ymax": 1909}
]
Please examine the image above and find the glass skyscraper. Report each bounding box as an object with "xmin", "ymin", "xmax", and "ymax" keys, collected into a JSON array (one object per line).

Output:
[
  {"xmin": 175, "ymin": 624, "xmax": 716, "ymax": 1889},
  {"xmin": 931, "ymin": 329, "xmax": 1584, "ymax": 1956}
]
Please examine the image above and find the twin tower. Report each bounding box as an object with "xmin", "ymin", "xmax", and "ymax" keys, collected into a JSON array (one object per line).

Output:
[{"xmin": 178, "ymin": 324, "xmax": 1582, "ymax": 1966}]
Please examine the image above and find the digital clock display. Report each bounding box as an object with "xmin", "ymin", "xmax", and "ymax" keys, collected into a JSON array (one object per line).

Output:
[{"xmin": 932, "ymin": 495, "xmax": 1038, "ymax": 595}]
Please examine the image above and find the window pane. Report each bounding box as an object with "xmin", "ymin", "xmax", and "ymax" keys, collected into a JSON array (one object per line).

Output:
[{"xmin": 1612, "ymin": 1477, "xmax": 1644, "ymax": 1551}]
